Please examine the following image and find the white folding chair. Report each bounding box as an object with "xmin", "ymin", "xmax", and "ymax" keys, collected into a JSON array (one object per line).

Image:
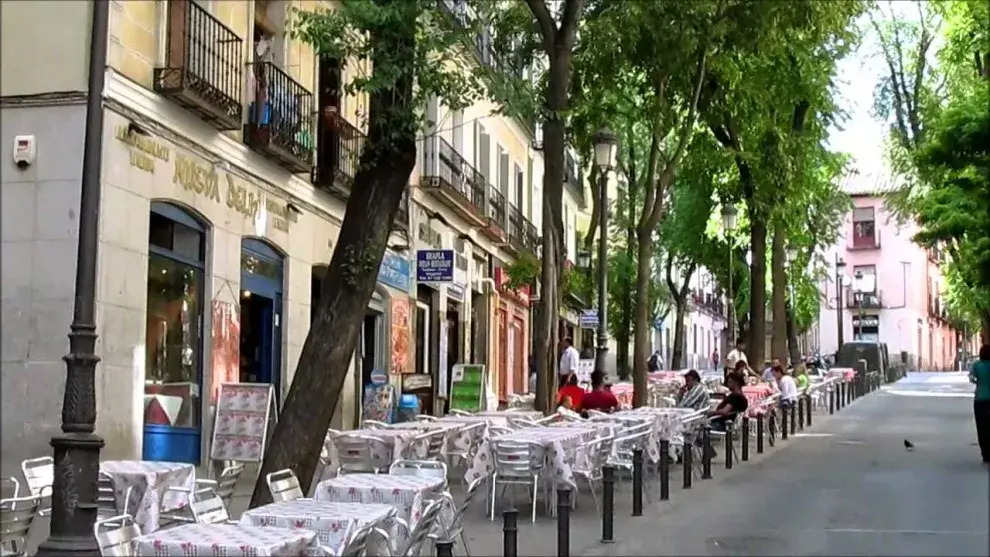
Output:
[
  {"xmin": 489, "ymin": 439, "xmax": 548, "ymax": 523},
  {"xmin": 266, "ymin": 468, "xmax": 304, "ymax": 502},
  {"xmin": 19, "ymin": 457, "xmax": 53, "ymax": 517},
  {"xmin": 0, "ymin": 494, "xmax": 40, "ymax": 557},
  {"xmin": 94, "ymin": 513, "xmax": 142, "ymax": 556}
]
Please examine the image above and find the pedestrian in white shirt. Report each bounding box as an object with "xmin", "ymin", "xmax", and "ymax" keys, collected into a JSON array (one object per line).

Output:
[
  {"xmin": 726, "ymin": 339, "xmax": 748, "ymax": 370},
  {"xmin": 773, "ymin": 365, "xmax": 799, "ymax": 409},
  {"xmin": 558, "ymin": 337, "xmax": 580, "ymax": 381}
]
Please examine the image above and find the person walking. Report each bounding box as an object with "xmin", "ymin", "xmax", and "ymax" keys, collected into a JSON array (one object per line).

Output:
[
  {"xmin": 648, "ymin": 350, "xmax": 661, "ymax": 372},
  {"xmin": 711, "ymin": 348, "xmax": 720, "ymax": 371},
  {"xmin": 969, "ymin": 344, "xmax": 990, "ymax": 463}
]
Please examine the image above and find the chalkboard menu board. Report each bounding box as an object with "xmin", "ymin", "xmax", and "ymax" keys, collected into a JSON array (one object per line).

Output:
[{"xmin": 449, "ymin": 364, "xmax": 486, "ymax": 412}]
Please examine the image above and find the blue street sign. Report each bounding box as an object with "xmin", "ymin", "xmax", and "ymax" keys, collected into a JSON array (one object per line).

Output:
[
  {"xmin": 579, "ymin": 309, "xmax": 599, "ymax": 329},
  {"xmin": 416, "ymin": 249, "xmax": 455, "ymax": 283},
  {"xmin": 378, "ymin": 251, "xmax": 411, "ymax": 291}
]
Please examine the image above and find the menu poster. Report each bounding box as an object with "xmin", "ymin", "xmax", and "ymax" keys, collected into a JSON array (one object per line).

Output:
[
  {"xmin": 391, "ymin": 299, "xmax": 411, "ymax": 374},
  {"xmin": 449, "ymin": 364, "xmax": 486, "ymax": 412},
  {"xmin": 210, "ymin": 382, "xmax": 276, "ymax": 462},
  {"xmin": 576, "ymin": 359, "xmax": 594, "ymax": 386}
]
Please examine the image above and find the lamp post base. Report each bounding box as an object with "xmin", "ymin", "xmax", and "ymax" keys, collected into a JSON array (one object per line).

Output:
[
  {"xmin": 35, "ymin": 432, "xmax": 104, "ymax": 557},
  {"xmin": 594, "ymin": 346, "xmax": 609, "ymax": 375}
]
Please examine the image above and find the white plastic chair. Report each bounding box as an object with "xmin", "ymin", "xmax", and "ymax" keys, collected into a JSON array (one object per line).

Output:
[
  {"xmin": 0, "ymin": 494, "xmax": 40, "ymax": 557},
  {"xmin": 489, "ymin": 439, "xmax": 547, "ymax": 523},
  {"xmin": 266, "ymin": 468, "xmax": 304, "ymax": 502},
  {"xmin": 94, "ymin": 513, "xmax": 142, "ymax": 556},
  {"xmin": 19, "ymin": 457, "xmax": 53, "ymax": 517}
]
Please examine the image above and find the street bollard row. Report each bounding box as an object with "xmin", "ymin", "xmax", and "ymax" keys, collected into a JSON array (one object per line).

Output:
[{"xmin": 537, "ymin": 373, "xmax": 890, "ymax": 556}]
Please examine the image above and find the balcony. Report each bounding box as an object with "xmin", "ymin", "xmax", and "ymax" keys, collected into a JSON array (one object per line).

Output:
[
  {"xmin": 154, "ymin": 0, "xmax": 243, "ymax": 130},
  {"xmin": 505, "ymin": 204, "xmax": 537, "ymax": 256},
  {"xmin": 849, "ymin": 226, "xmax": 881, "ymax": 250},
  {"xmin": 485, "ymin": 186, "xmax": 507, "ymax": 240},
  {"xmin": 244, "ymin": 61, "xmax": 314, "ymax": 173},
  {"xmin": 312, "ymin": 113, "xmax": 365, "ymax": 196},
  {"xmin": 420, "ymin": 137, "xmax": 487, "ymax": 226},
  {"xmin": 564, "ymin": 152, "xmax": 585, "ymax": 208},
  {"xmin": 847, "ymin": 290, "xmax": 883, "ymax": 310}
]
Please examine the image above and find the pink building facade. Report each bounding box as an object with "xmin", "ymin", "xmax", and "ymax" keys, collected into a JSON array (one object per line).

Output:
[{"xmin": 818, "ymin": 194, "xmax": 963, "ymax": 371}]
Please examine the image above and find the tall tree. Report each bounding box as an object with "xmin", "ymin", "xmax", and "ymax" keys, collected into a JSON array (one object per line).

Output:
[{"xmin": 250, "ymin": 0, "xmax": 490, "ymax": 505}]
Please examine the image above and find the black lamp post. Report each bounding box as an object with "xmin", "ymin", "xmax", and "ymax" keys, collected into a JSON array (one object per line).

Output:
[
  {"xmin": 592, "ymin": 128, "xmax": 619, "ymax": 376},
  {"xmin": 35, "ymin": 1, "xmax": 109, "ymax": 555},
  {"xmin": 853, "ymin": 270, "xmax": 865, "ymax": 340},
  {"xmin": 721, "ymin": 204, "xmax": 738, "ymax": 352},
  {"xmin": 835, "ymin": 255, "xmax": 846, "ymax": 351}
]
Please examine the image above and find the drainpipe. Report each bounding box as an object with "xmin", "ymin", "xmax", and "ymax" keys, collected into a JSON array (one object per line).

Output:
[
  {"xmin": 36, "ymin": 1, "xmax": 110, "ymax": 555},
  {"xmin": 478, "ymin": 278, "xmax": 499, "ymax": 402}
]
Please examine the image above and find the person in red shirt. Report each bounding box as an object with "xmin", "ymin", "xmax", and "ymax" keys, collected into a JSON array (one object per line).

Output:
[
  {"xmin": 582, "ymin": 371, "xmax": 620, "ymax": 413},
  {"xmin": 557, "ymin": 373, "xmax": 585, "ymax": 411}
]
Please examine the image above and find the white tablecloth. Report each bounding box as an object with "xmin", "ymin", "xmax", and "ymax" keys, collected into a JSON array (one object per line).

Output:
[
  {"xmin": 100, "ymin": 460, "xmax": 194, "ymax": 533},
  {"xmin": 466, "ymin": 427, "xmax": 596, "ymax": 488},
  {"xmin": 314, "ymin": 474, "xmax": 445, "ymax": 528},
  {"xmin": 131, "ymin": 523, "xmax": 317, "ymax": 556},
  {"xmin": 240, "ymin": 499, "xmax": 395, "ymax": 554}
]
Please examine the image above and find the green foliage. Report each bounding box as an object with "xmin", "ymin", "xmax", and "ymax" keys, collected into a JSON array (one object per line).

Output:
[{"xmin": 503, "ymin": 253, "xmax": 541, "ymax": 291}]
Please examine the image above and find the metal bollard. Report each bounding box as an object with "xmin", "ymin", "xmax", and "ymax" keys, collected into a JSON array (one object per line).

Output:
[
  {"xmin": 601, "ymin": 466, "xmax": 614, "ymax": 543},
  {"xmin": 805, "ymin": 394, "xmax": 813, "ymax": 426},
  {"xmin": 632, "ymin": 448, "xmax": 644, "ymax": 516},
  {"xmin": 840, "ymin": 382, "xmax": 846, "ymax": 408},
  {"xmin": 781, "ymin": 404, "xmax": 789, "ymax": 440},
  {"xmin": 503, "ymin": 508, "xmax": 519, "ymax": 557},
  {"xmin": 436, "ymin": 540, "xmax": 454, "ymax": 557},
  {"xmin": 659, "ymin": 440, "xmax": 670, "ymax": 501},
  {"xmin": 797, "ymin": 397, "xmax": 805, "ymax": 430},
  {"xmin": 557, "ymin": 488, "xmax": 571, "ymax": 557},
  {"xmin": 829, "ymin": 388, "xmax": 835, "ymax": 415},
  {"xmin": 682, "ymin": 439, "xmax": 693, "ymax": 489},
  {"xmin": 701, "ymin": 426, "xmax": 713, "ymax": 479},
  {"xmin": 725, "ymin": 424, "xmax": 734, "ymax": 470},
  {"xmin": 789, "ymin": 402, "xmax": 797, "ymax": 435},
  {"xmin": 767, "ymin": 411, "xmax": 777, "ymax": 447},
  {"xmin": 741, "ymin": 417, "xmax": 750, "ymax": 461},
  {"xmin": 756, "ymin": 414, "xmax": 765, "ymax": 454}
]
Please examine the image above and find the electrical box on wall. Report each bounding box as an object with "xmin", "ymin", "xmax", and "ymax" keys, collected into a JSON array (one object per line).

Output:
[{"xmin": 12, "ymin": 135, "xmax": 37, "ymax": 169}]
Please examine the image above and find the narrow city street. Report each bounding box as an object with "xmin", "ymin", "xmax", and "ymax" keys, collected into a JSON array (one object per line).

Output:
[{"xmin": 577, "ymin": 372, "xmax": 990, "ymax": 557}]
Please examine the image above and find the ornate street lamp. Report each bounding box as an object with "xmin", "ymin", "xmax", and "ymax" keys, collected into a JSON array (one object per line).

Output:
[
  {"xmin": 592, "ymin": 128, "xmax": 619, "ymax": 377},
  {"xmin": 853, "ymin": 270, "xmax": 865, "ymax": 340},
  {"xmin": 721, "ymin": 204, "xmax": 738, "ymax": 351},
  {"xmin": 576, "ymin": 249, "xmax": 592, "ymax": 271}
]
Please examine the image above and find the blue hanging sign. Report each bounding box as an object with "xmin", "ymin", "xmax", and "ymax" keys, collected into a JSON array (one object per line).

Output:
[
  {"xmin": 416, "ymin": 249, "xmax": 455, "ymax": 283},
  {"xmin": 378, "ymin": 251, "xmax": 411, "ymax": 291}
]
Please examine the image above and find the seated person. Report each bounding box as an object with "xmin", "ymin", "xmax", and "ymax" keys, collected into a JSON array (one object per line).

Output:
[
  {"xmin": 677, "ymin": 369, "xmax": 710, "ymax": 411},
  {"xmin": 774, "ymin": 365, "xmax": 799, "ymax": 408},
  {"xmin": 710, "ymin": 371, "xmax": 749, "ymax": 431},
  {"xmin": 794, "ymin": 364, "xmax": 810, "ymax": 391},
  {"xmin": 582, "ymin": 371, "xmax": 620, "ymax": 413},
  {"xmin": 557, "ymin": 373, "xmax": 585, "ymax": 411}
]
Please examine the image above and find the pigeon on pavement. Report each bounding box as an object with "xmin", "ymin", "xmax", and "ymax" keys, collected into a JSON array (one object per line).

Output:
[{"xmin": 904, "ymin": 439, "xmax": 915, "ymax": 451}]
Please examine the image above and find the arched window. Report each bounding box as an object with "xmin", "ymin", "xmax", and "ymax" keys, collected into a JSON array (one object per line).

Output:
[{"xmin": 143, "ymin": 202, "xmax": 207, "ymax": 463}]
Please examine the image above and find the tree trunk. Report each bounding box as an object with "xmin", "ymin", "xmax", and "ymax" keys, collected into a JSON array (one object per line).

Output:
[
  {"xmin": 980, "ymin": 309, "xmax": 990, "ymax": 344},
  {"xmin": 770, "ymin": 224, "xmax": 788, "ymax": 363},
  {"xmin": 785, "ymin": 300, "xmax": 801, "ymax": 364},
  {"xmin": 748, "ymin": 217, "xmax": 768, "ymax": 368},
  {"xmin": 249, "ymin": 26, "xmax": 417, "ymax": 504},
  {"xmin": 671, "ymin": 302, "xmax": 686, "ymax": 369},
  {"xmin": 631, "ymin": 228, "xmax": 653, "ymax": 405}
]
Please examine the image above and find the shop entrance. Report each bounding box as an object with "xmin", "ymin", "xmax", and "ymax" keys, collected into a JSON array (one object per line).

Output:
[{"xmin": 240, "ymin": 239, "xmax": 284, "ymax": 406}]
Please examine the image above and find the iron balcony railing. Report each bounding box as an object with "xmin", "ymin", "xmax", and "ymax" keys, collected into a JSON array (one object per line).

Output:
[
  {"xmin": 319, "ymin": 113, "xmax": 365, "ymax": 188},
  {"xmin": 489, "ymin": 186, "xmax": 506, "ymax": 228},
  {"xmin": 507, "ymin": 204, "xmax": 524, "ymax": 245},
  {"xmin": 154, "ymin": 0, "xmax": 243, "ymax": 130},
  {"xmin": 525, "ymin": 220, "xmax": 539, "ymax": 252},
  {"xmin": 426, "ymin": 137, "xmax": 486, "ymax": 213},
  {"xmin": 246, "ymin": 61, "xmax": 314, "ymax": 172}
]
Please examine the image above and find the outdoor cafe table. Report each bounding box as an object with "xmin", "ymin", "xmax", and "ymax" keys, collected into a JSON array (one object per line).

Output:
[
  {"xmin": 131, "ymin": 523, "xmax": 317, "ymax": 556},
  {"xmin": 466, "ymin": 426, "xmax": 597, "ymax": 489},
  {"xmin": 240, "ymin": 499, "xmax": 396, "ymax": 555},
  {"xmin": 314, "ymin": 473, "xmax": 446, "ymax": 531},
  {"xmin": 99, "ymin": 460, "xmax": 194, "ymax": 533}
]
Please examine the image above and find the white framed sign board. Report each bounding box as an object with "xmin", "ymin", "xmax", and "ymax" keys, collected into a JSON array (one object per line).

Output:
[{"xmin": 210, "ymin": 382, "xmax": 277, "ymax": 462}]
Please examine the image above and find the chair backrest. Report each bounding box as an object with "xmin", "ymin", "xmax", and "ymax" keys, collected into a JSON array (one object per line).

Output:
[
  {"xmin": 449, "ymin": 409, "xmax": 472, "ymax": 416},
  {"xmin": 94, "ymin": 513, "xmax": 142, "ymax": 557},
  {"xmin": 400, "ymin": 499, "xmax": 445, "ymax": 556},
  {"xmin": 0, "ymin": 478, "xmax": 18, "ymax": 500},
  {"xmin": 610, "ymin": 431, "xmax": 649, "ymax": 462},
  {"xmin": 20, "ymin": 457, "xmax": 53, "ymax": 498},
  {"xmin": 266, "ymin": 468, "xmax": 304, "ymax": 502},
  {"xmin": 407, "ymin": 430, "xmax": 444, "ymax": 460},
  {"xmin": 488, "ymin": 425, "xmax": 513, "ymax": 437},
  {"xmin": 506, "ymin": 417, "xmax": 541, "ymax": 429},
  {"xmin": 448, "ymin": 476, "xmax": 485, "ymax": 534},
  {"xmin": 333, "ymin": 433, "xmax": 392, "ymax": 474},
  {"xmin": 215, "ymin": 463, "xmax": 245, "ymax": 504},
  {"xmin": 188, "ymin": 488, "xmax": 230, "ymax": 524},
  {"xmin": 388, "ymin": 459, "xmax": 448, "ymax": 484},
  {"xmin": 414, "ymin": 415, "xmax": 437, "ymax": 422},
  {"xmin": 619, "ymin": 421, "xmax": 652, "ymax": 438},
  {"xmin": 362, "ymin": 420, "xmax": 390, "ymax": 429},
  {"xmin": 340, "ymin": 524, "xmax": 374, "ymax": 557},
  {"xmin": 576, "ymin": 437, "xmax": 608, "ymax": 473},
  {"xmin": 491, "ymin": 440, "xmax": 546, "ymax": 477},
  {"xmin": 0, "ymin": 494, "xmax": 40, "ymax": 553}
]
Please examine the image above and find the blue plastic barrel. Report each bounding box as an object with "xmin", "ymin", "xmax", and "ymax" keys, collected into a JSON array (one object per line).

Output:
[{"xmin": 142, "ymin": 425, "xmax": 200, "ymax": 463}]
